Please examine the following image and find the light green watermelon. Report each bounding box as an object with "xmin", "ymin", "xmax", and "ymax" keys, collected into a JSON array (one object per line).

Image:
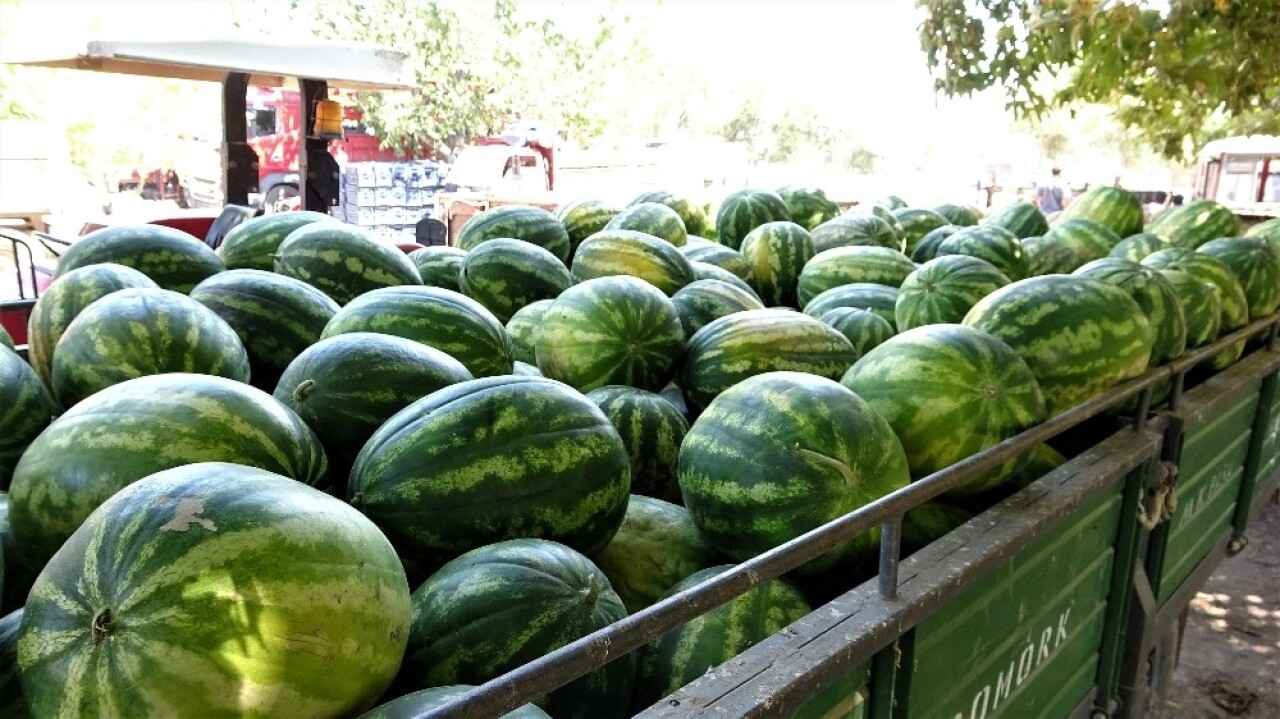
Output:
[
  {"xmin": 459, "ymin": 238, "xmax": 574, "ymax": 322},
  {"xmin": 592, "ymin": 496, "xmax": 719, "ymax": 614},
  {"xmin": 715, "ymin": 189, "xmax": 792, "ymax": 250},
  {"xmin": 816, "ymin": 307, "xmax": 896, "ymax": 356},
  {"xmin": 739, "ymin": 221, "xmax": 815, "ymax": 308},
  {"xmin": 895, "ymin": 255, "xmax": 1011, "ymax": 331},
  {"xmin": 606, "ymin": 202, "xmax": 689, "ymax": 247},
  {"xmin": 797, "ymin": 246, "xmax": 916, "ymax": 306},
  {"xmin": 572, "ymin": 229, "xmax": 695, "ymax": 296}
]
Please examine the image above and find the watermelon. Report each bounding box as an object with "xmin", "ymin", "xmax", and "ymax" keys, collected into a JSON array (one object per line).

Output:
[
  {"xmin": 841, "ymin": 325, "xmax": 1047, "ymax": 494},
  {"xmin": 1147, "ymin": 199, "xmax": 1241, "ymax": 248},
  {"xmin": 506, "ymin": 299, "xmax": 553, "ymax": 364},
  {"xmin": 274, "ymin": 333, "xmax": 472, "ymax": 484},
  {"xmin": 513, "ymin": 361, "xmax": 542, "ymax": 376},
  {"xmin": 0, "ymin": 327, "xmax": 9, "ymax": 351},
  {"xmin": 911, "ymin": 224, "xmax": 964, "ymax": 263},
  {"xmin": 605, "ymin": 202, "xmax": 688, "ymax": 247},
  {"xmin": 1044, "ymin": 218, "xmax": 1123, "ymax": 264},
  {"xmin": 1022, "ymin": 235, "xmax": 1082, "ymax": 275},
  {"xmin": 1159, "ymin": 270, "xmax": 1222, "ymax": 349},
  {"xmin": 359, "ymin": 685, "xmax": 550, "ymax": 719},
  {"xmin": 321, "ymin": 285, "xmax": 513, "ymax": 378},
  {"xmin": 680, "ymin": 309, "xmax": 858, "ymax": 411},
  {"xmin": 349, "ymin": 376, "xmax": 630, "ymax": 564},
  {"xmin": 572, "ymin": 229, "xmax": 695, "ymax": 296},
  {"xmin": 556, "ymin": 199, "xmax": 622, "ymax": 255},
  {"xmin": 633, "ymin": 565, "xmax": 811, "ymax": 710},
  {"xmin": 9, "ymin": 374, "xmax": 327, "ymax": 569},
  {"xmin": 25, "ymin": 263, "xmax": 158, "ymax": 389},
  {"xmin": 0, "ymin": 609, "xmax": 26, "ymax": 718},
  {"xmin": 1245, "ymin": 217, "xmax": 1280, "ymax": 242},
  {"xmin": 1110, "ymin": 233, "xmax": 1170, "ymax": 262},
  {"xmin": 1073, "ymin": 259, "xmax": 1188, "ymax": 364},
  {"xmin": 398, "ymin": 539, "xmax": 634, "ymax": 719},
  {"xmin": 1197, "ymin": 237, "xmax": 1280, "ymax": 319},
  {"xmin": 1058, "ymin": 186, "xmax": 1144, "ymax": 237},
  {"xmin": 459, "ymin": 238, "xmax": 573, "ymax": 322},
  {"xmin": 679, "ymin": 371, "xmax": 910, "ymax": 571},
  {"xmin": 690, "ymin": 261, "xmax": 762, "ymax": 300},
  {"xmin": 895, "ymin": 255, "xmax": 1011, "ymax": 331},
  {"xmin": 17, "ymin": 462, "xmax": 409, "ymax": 718},
  {"xmin": 457, "ymin": 204, "xmax": 571, "ymax": 262},
  {"xmin": 934, "ymin": 203, "xmax": 982, "ymax": 226},
  {"xmin": 190, "ymin": 269, "xmax": 340, "ymax": 392},
  {"xmin": 659, "ymin": 383, "xmax": 689, "ymax": 419},
  {"xmin": 671, "ymin": 278, "xmax": 765, "ymax": 338},
  {"xmin": 0, "ymin": 347, "xmax": 56, "ymax": 489},
  {"xmin": 797, "ymin": 246, "xmax": 917, "ymax": 306},
  {"xmin": 0, "ymin": 495, "xmax": 31, "ymax": 614},
  {"xmin": 876, "ymin": 195, "xmax": 909, "ymax": 210},
  {"xmin": 802, "ymin": 282, "xmax": 900, "ymax": 328},
  {"xmin": 587, "ymin": 386, "xmax": 689, "ymax": 503},
  {"xmin": 275, "ymin": 222, "xmax": 422, "ymax": 305},
  {"xmin": 935, "ymin": 225, "xmax": 1029, "ymax": 280},
  {"xmin": 715, "ymin": 189, "xmax": 791, "ymax": 250},
  {"xmin": 536, "ymin": 276, "xmax": 683, "ymax": 392},
  {"xmin": 892, "ymin": 208, "xmax": 950, "ymax": 254},
  {"xmin": 963, "ymin": 276, "xmax": 1153, "ymax": 414},
  {"xmin": 858, "ymin": 204, "xmax": 907, "ymax": 244},
  {"xmin": 628, "ymin": 190, "xmax": 709, "ymax": 237},
  {"xmin": 52, "ymin": 224, "xmax": 224, "ymax": 293},
  {"xmin": 984, "ymin": 201, "xmax": 1049, "ymax": 239},
  {"xmin": 592, "ymin": 496, "xmax": 718, "ymax": 614},
  {"xmin": 1142, "ymin": 248, "xmax": 1250, "ymax": 368},
  {"xmin": 216, "ymin": 210, "xmax": 333, "ymax": 270},
  {"xmin": 778, "ymin": 186, "xmax": 840, "ymax": 230},
  {"xmin": 408, "ymin": 246, "xmax": 467, "ymax": 292},
  {"xmin": 902, "ymin": 502, "xmax": 973, "ymax": 555},
  {"xmin": 810, "ymin": 214, "xmax": 902, "ymax": 253},
  {"xmin": 680, "ymin": 242, "xmax": 750, "ymax": 281},
  {"xmin": 817, "ymin": 307, "xmax": 895, "ymax": 356},
  {"xmin": 51, "ymin": 287, "xmax": 251, "ymax": 408},
  {"xmin": 739, "ymin": 221, "xmax": 815, "ymax": 307}
]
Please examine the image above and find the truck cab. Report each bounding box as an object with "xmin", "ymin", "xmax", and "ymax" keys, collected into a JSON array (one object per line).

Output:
[{"xmin": 1193, "ymin": 135, "xmax": 1280, "ymax": 223}]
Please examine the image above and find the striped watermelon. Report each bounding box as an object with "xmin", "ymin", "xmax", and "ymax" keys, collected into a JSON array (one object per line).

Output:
[
  {"xmin": 678, "ymin": 371, "xmax": 910, "ymax": 571},
  {"xmin": 587, "ymin": 386, "xmax": 690, "ymax": 503},
  {"xmin": 457, "ymin": 205, "xmax": 571, "ymax": 262},
  {"xmin": 1045, "ymin": 218, "xmax": 1123, "ymax": 264},
  {"xmin": 606, "ymin": 202, "xmax": 688, "ymax": 247},
  {"xmin": 680, "ymin": 242, "xmax": 750, "ymax": 281},
  {"xmin": 9, "ymin": 373, "xmax": 327, "ymax": 572},
  {"xmin": 359, "ymin": 686, "xmax": 550, "ymax": 719},
  {"xmin": 408, "ymin": 246, "xmax": 467, "ymax": 292},
  {"xmin": 1147, "ymin": 199, "xmax": 1241, "ymax": 248},
  {"xmin": 398, "ymin": 539, "xmax": 634, "ymax": 719},
  {"xmin": 1073, "ymin": 259, "xmax": 1188, "ymax": 364},
  {"xmin": 934, "ymin": 203, "xmax": 982, "ymax": 226},
  {"xmin": 1022, "ymin": 235, "xmax": 1082, "ymax": 275},
  {"xmin": 556, "ymin": 199, "xmax": 622, "ymax": 255},
  {"xmin": 936, "ymin": 225, "xmax": 1029, "ymax": 280},
  {"xmin": 190, "ymin": 269, "xmax": 340, "ymax": 392},
  {"xmin": 25, "ymin": 263, "xmax": 158, "ymax": 391},
  {"xmin": 572, "ymin": 229, "xmax": 695, "ymax": 296},
  {"xmin": 817, "ymin": 307, "xmax": 895, "ymax": 355},
  {"xmin": 592, "ymin": 496, "xmax": 718, "ymax": 614},
  {"xmin": 802, "ymin": 282, "xmax": 900, "ymax": 328},
  {"xmin": 671, "ymin": 278, "xmax": 765, "ymax": 338},
  {"xmin": 216, "ymin": 210, "xmax": 334, "ymax": 270},
  {"xmin": 715, "ymin": 189, "xmax": 792, "ymax": 250},
  {"xmin": 633, "ymin": 565, "xmax": 811, "ymax": 710},
  {"xmin": 1159, "ymin": 270, "xmax": 1222, "ymax": 349},
  {"xmin": 512, "ymin": 361, "xmax": 542, "ymax": 376},
  {"xmin": 275, "ymin": 223, "xmax": 422, "ymax": 305},
  {"xmin": 1110, "ymin": 233, "xmax": 1170, "ymax": 262},
  {"xmin": 536, "ymin": 276, "xmax": 684, "ymax": 392},
  {"xmin": 895, "ymin": 255, "xmax": 1011, "ymax": 331},
  {"xmin": 1142, "ymin": 248, "xmax": 1249, "ymax": 368},
  {"xmin": 876, "ymin": 195, "xmax": 909, "ymax": 210},
  {"xmin": 810, "ymin": 214, "xmax": 902, "ymax": 253},
  {"xmin": 963, "ymin": 276, "xmax": 1153, "ymax": 414},
  {"xmin": 274, "ymin": 333, "xmax": 472, "ymax": 483},
  {"xmin": 903, "ymin": 502, "xmax": 973, "ymax": 555},
  {"xmin": 629, "ymin": 190, "xmax": 709, "ymax": 237},
  {"xmin": 680, "ymin": 309, "xmax": 858, "ymax": 410},
  {"xmin": 0, "ymin": 328, "xmax": 9, "ymax": 351},
  {"xmin": 778, "ymin": 186, "xmax": 840, "ymax": 230},
  {"xmin": 321, "ymin": 286, "xmax": 513, "ymax": 378},
  {"xmin": 841, "ymin": 324, "xmax": 1047, "ymax": 495},
  {"xmin": 1058, "ymin": 186, "xmax": 1144, "ymax": 237},
  {"xmin": 797, "ymin": 246, "xmax": 916, "ymax": 306},
  {"xmin": 506, "ymin": 299, "xmax": 553, "ymax": 364},
  {"xmin": 18, "ymin": 462, "xmax": 409, "ymax": 718},
  {"xmin": 460, "ymin": 238, "xmax": 573, "ymax": 322},
  {"xmin": 52, "ymin": 224, "xmax": 224, "ymax": 293},
  {"xmin": 1197, "ymin": 237, "xmax": 1280, "ymax": 318},
  {"xmin": 0, "ymin": 609, "xmax": 24, "ymax": 717},
  {"xmin": 859, "ymin": 204, "xmax": 907, "ymax": 244},
  {"xmin": 0, "ymin": 496, "xmax": 29, "ymax": 614},
  {"xmin": 51, "ymin": 288, "xmax": 251, "ymax": 408},
  {"xmin": 984, "ymin": 201, "xmax": 1049, "ymax": 239},
  {"xmin": 690, "ymin": 261, "xmax": 762, "ymax": 300},
  {"xmin": 911, "ymin": 224, "xmax": 964, "ymax": 263},
  {"xmin": 739, "ymin": 221, "xmax": 815, "ymax": 307},
  {"xmin": 892, "ymin": 208, "xmax": 950, "ymax": 254},
  {"xmin": 0, "ymin": 347, "xmax": 55, "ymax": 489},
  {"xmin": 1245, "ymin": 217, "xmax": 1280, "ymax": 242}
]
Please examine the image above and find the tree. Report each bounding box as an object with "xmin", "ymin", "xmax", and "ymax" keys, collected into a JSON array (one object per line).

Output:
[{"xmin": 918, "ymin": 0, "xmax": 1280, "ymax": 159}]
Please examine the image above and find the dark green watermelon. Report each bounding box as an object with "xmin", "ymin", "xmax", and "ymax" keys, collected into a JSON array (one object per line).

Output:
[
  {"xmin": 586, "ymin": 386, "xmax": 689, "ymax": 503},
  {"xmin": 217, "ymin": 211, "xmax": 334, "ymax": 270},
  {"xmin": 715, "ymin": 189, "xmax": 791, "ymax": 250},
  {"xmin": 409, "ymin": 246, "xmax": 467, "ymax": 292},
  {"xmin": 53, "ymin": 224, "xmax": 224, "ymax": 293},
  {"xmin": 456, "ymin": 205, "xmax": 571, "ymax": 262},
  {"xmin": 275, "ymin": 223, "xmax": 421, "ymax": 305}
]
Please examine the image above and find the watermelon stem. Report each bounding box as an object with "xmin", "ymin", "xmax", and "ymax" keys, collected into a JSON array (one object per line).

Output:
[
  {"xmin": 793, "ymin": 443, "xmax": 858, "ymax": 487},
  {"xmin": 583, "ymin": 576, "xmax": 600, "ymax": 608},
  {"xmin": 292, "ymin": 379, "xmax": 316, "ymax": 403},
  {"xmin": 92, "ymin": 608, "xmax": 114, "ymax": 644}
]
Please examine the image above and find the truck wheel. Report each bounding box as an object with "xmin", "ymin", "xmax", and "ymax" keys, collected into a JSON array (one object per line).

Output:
[{"xmin": 264, "ymin": 184, "xmax": 300, "ymax": 214}]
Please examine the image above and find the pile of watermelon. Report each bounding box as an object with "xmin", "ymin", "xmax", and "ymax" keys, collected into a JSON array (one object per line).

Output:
[{"xmin": 0, "ymin": 182, "xmax": 1276, "ymax": 718}]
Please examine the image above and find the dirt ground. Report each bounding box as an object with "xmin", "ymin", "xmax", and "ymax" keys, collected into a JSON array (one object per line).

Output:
[{"xmin": 1165, "ymin": 499, "xmax": 1280, "ymax": 718}]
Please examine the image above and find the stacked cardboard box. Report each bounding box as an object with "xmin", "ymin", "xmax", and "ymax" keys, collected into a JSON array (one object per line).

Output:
[{"xmin": 335, "ymin": 161, "xmax": 448, "ymax": 242}]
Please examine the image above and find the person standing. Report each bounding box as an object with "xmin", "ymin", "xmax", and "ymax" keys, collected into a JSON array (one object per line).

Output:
[{"xmin": 1036, "ymin": 167, "xmax": 1067, "ymax": 213}]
